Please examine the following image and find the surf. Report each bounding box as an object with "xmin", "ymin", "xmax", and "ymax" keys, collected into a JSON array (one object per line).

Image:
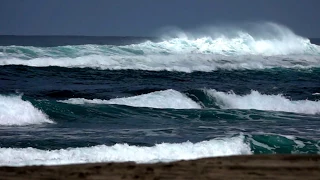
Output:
[
  {"xmin": 0, "ymin": 136, "xmax": 250, "ymax": 166},
  {"xmin": 59, "ymin": 89, "xmax": 201, "ymax": 109},
  {"xmin": 59, "ymin": 89, "xmax": 320, "ymax": 115},
  {"xmin": 0, "ymin": 95, "xmax": 53, "ymax": 126},
  {"xmin": 206, "ymin": 89, "xmax": 320, "ymax": 114},
  {"xmin": 0, "ymin": 23, "xmax": 320, "ymax": 72}
]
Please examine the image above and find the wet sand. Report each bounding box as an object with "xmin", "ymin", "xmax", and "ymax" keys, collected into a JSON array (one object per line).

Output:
[{"xmin": 0, "ymin": 155, "xmax": 319, "ymax": 180}]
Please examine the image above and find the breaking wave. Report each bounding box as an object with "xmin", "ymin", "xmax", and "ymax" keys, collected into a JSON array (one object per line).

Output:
[
  {"xmin": 59, "ymin": 89, "xmax": 201, "ymax": 109},
  {"xmin": 0, "ymin": 95, "xmax": 53, "ymax": 126},
  {"xmin": 0, "ymin": 23, "xmax": 319, "ymax": 72},
  {"xmin": 1, "ymin": 54, "xmax": 320, "ymax": 72},
  {"xmin": 206, "ymin": 89, "xmax": 320, "ymax": 114},
  {"xmin": 0, "ymin": 136, "xmax": 250, "ymax": 166},
  {"xmin": 59, "ymin": 88, "xmax": 320, "ymax": 115},
  {"xmin": 1, "ymin": 23, "xmax": 319, "ymax": 58}
]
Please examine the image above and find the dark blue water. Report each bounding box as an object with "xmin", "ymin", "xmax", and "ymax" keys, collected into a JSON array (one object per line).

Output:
[{"xmin": 0, "ymin": 25, "xmax": 319, "ymax": 166}]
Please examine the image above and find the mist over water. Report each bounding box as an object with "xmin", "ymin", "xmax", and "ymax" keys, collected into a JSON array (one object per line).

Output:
[{"xmin": 0, "ymin": 23, "xmax": 320, "ymax": 72}]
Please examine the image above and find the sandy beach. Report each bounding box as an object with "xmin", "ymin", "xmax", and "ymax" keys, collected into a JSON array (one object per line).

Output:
[{"xmin": 0, "ymin": 154, "xmax": 319, "ymax": 180}]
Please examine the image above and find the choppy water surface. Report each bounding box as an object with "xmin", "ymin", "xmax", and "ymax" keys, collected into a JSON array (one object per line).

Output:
[{"xmin": 0, "ymin": 23, "xmax": 319, "ymax": 166}]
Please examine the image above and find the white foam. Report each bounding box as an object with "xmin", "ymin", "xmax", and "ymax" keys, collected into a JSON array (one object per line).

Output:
[
  {"xmin": 1, "ymin": 54, "xmax": 319, "ymax": 73},
  {"xmin": 206, "ymin": 89, "xmax": 320, "ymax": 114},
  {"xmin": 1, "ymin": 23, "xmax": 320, "ymax": 72},
  {"xmin": 1, "ymin": 23, "xmax": 319, "ymax": 58},
  {"xmin": 0, "ymin": 136, "xmax": 251, "ymax": 166},
  {"xmin": 60, "ymin": 89, "xmax": 201, "ymax": 109},
  {"xmin": 0, "ymin": 95, "xmax": 53, "ymax": 126},
  {"xmin": 133, "ymin": 28, "xmax": 319, "ymax": 56}
]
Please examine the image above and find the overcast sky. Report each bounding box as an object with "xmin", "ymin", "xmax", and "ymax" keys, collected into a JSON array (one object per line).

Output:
[{"xmin": 1, "ymin": 0, "xmax": 319, "ymax": 37}]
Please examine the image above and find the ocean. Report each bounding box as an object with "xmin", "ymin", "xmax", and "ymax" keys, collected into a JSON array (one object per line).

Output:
[{"xmin": 0, "ymin": 23, "xmax": 319, "ymax": 166}]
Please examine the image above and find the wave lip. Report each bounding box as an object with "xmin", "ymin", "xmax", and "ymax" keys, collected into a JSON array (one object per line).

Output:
[
  {"xmin": 59, "ymin": 89, "xmax": 201, "ymax": 109},
  {"xmin": 206, "ymin": 89, "xmax": 320, "ymax": 114},
  {"xmin": 0, "ymin": 95, "xmax": 53, "ymax": 126},
  {"xmin": 0, "ymin": 136, "xmax": 250, "ymax": 166}
]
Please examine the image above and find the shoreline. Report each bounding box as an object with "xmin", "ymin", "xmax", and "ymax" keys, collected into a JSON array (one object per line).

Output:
[{"xmin": 0, "ymin": 154, "xmax": 319, "ymax": 180}]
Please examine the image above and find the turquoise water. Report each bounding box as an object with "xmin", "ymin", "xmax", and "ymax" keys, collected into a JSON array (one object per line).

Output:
[{"xmin": 0, "ymin": 25, "xmax": 319, "ymax": 166}]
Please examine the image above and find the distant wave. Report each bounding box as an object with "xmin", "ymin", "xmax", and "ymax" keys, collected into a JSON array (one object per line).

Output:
[
  {"xmin": 1, "ymin": 23, "xmax": 319, "ymax": 59},
  {"xmin": 0, "ymin": 136, "xmax": 250, "ymax": 166},
  {"xmin": 0, "ymin": 95, "xmax": 53, "ymax": 126},
  {"xmin": 59, "ymin": 89, "xmax": 201, "ymax": 109},
  {"xmin": 0, "ymin": 23, "xmax": 320, "ymax": 72},
  {"xmin": 206, "ymin": 89, "xmax": 320, "ymax": 114},
  {"xmin": 1, "ymin": 54, "xmax": 320, "ymax": 72}
]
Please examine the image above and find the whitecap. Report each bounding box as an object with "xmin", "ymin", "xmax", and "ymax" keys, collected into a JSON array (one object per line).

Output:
[
  {"xmin": 60, "ymin": 89, "xmax": 201, "ymax": 109},
  {"xmin": 0, "ymin": 136, "xmax": 250, "ymax": 166}
]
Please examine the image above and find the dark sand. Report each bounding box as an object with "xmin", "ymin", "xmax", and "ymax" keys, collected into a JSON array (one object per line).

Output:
[{"xmin": 0, "ymin": 155, "xmax": 319, "ymax": 180}]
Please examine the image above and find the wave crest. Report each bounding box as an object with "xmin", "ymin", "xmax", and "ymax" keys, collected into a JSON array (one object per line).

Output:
[
  {"xmin": 1, "ymin": 23, "xmax": 320, "ymax": 72},
  {"xmin": 1, "ymin": 23, "xmax": 319, "ymax": 59},
  {"xmin": 0, "ymin": 95, "xmax": 53, "ymax": 126},
  {"xmin": 59, "ymin": 89, "xmax": 201, "ymax": 109},
  {"xmin": 206, "ymin": 89, "xmax": 320, "ymax": 114},
  {"xmin": 0, "ymin": 136, "xmax": 250, "ymax": 166},
  {"xmin": 2, "ymin": 54, "xmax": 320, "ymax": 72},
  {"xmin": 60, "ymin": 89, "xmax": 320, "ymax": 114}
]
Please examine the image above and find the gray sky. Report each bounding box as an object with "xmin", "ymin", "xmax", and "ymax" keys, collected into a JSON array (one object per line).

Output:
[{"xmin": 1, "ymin": 0, "xmax": 319, "ymax": 37}]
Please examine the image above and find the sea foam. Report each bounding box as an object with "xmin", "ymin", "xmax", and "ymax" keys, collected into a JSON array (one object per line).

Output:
[
  {"xmin": 0, "ymin": 136, "xmax": 251, "ymax": 166},
  {"xmin": 59, "ymin": 89, "xmax": 201, "ymax": 109},
  {"xmin": 0, "ymin": 95, "xmax": 53, "ymax": 126},
  {"xmin": 1, "ymin": 54, "xmax": 319, "ymax": 73},
  {"xmin": 206, "ymin": 89, "xmax": 320, "ymax": 114},
  {"xmin": 1, "ymin": 23, "xmax": 319, "ymax": 58},
  {"xmin": 0, "ymin": 23, "xmax": 319, "ymax": 72}
]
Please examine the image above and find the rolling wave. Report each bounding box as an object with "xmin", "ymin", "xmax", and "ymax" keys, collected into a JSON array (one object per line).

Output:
[
  {"xmin": 1, "ymin": 23, "xmax": 319, "ymax": 58},
  {"xmin": 2, "ymin": 54, "xmax": 320, "ymax": 72},
  {"xmin": 59, "ymin": 89, "xmax": 201, "ymax": 109},
  {"xmin": 0, "ymin": 88, "xmax": 315, "ymax": 126},
  {"xmin": 206, "ymin": 89, "xmax": 320, "ymax": 114},
  {"xmin": 59, "ymin": 89, "xmax": 320, "ymax": 115},
  {"xmin": 0, "ymin": 23, "xmax": 320, "ymax": 72},
  {"xmin": 0, "ymin": 95, "xmax": 53, "ymax": 126},
  {"xmin": 0, "ymin": 133, "xmax": 318, "ymax": 166},
  {"xmin": 0, "ymin": 136, "xmax": 250, "ymax": 166}
]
